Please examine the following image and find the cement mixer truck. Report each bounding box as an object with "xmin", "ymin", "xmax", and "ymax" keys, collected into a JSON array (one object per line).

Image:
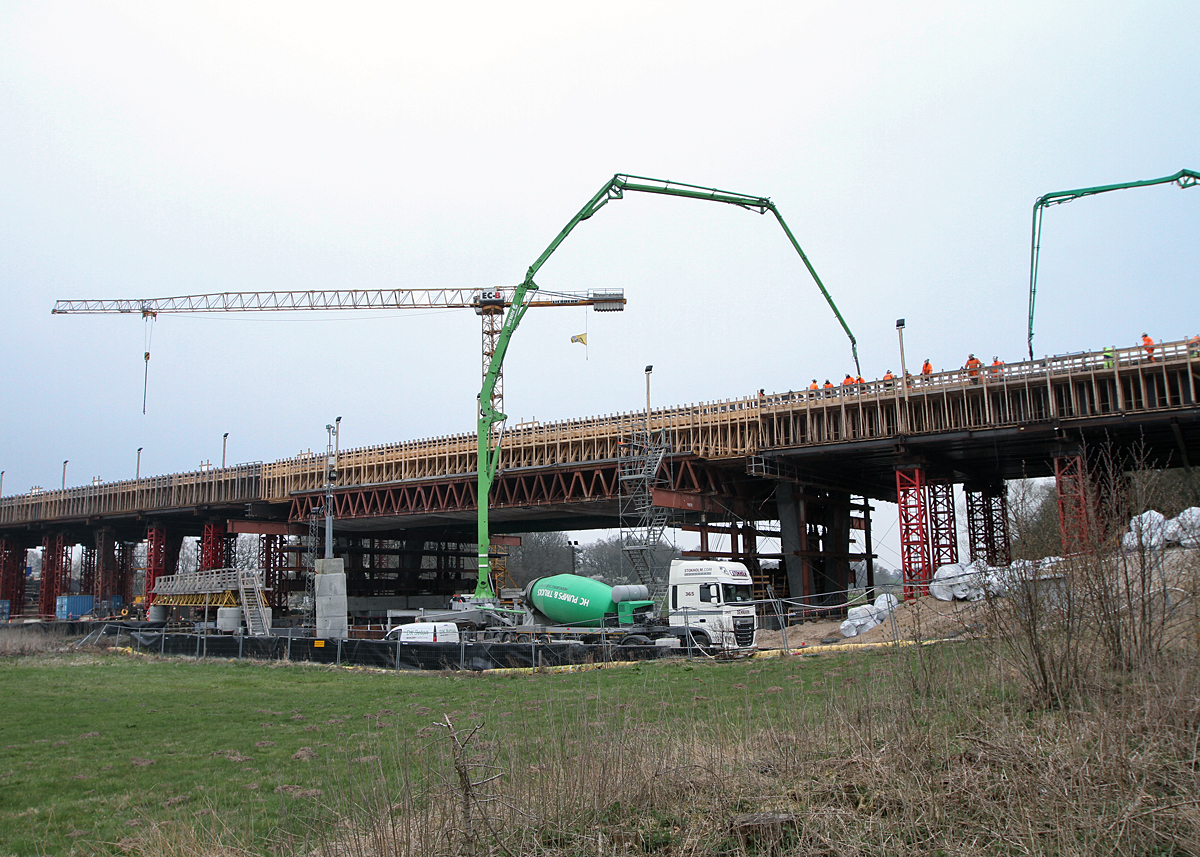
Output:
[{"xmin": 417, "ymin": 559, "xmax": 758, "ymax": 652}]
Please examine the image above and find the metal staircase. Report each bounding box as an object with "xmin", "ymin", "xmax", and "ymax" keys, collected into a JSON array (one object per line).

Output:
[
  {"xmin": 238, "ymin": 569, "xmax": 272, "ymax": 637},
  {"xmin": 619, "ymin": 428, "xmax": 672, "ymax": 602}
]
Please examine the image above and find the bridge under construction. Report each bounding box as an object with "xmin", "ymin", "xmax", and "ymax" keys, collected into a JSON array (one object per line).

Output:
[{"xmin": 1, "ymin": 336, "xmax": 1199, "ymax": 619}]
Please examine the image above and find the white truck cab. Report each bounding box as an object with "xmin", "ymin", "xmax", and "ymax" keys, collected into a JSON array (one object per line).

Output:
[{"xmin": 667, "ymin": 560, "xmax": 757, "ymax": 650}]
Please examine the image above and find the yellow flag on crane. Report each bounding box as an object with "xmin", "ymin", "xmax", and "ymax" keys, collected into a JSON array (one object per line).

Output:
[{"xmin": 570, "ymin": 333, "xmax": 587, "ymax": 346}]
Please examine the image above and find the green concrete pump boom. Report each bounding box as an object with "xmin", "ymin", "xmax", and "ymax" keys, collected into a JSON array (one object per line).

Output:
[
  {"xmin": 1027, "ymin": 168, "xmax": 1199, "ymax": 359},
  {"xmin": 474, "ymin": 173, "xmax": 857, "ymax": 598}
]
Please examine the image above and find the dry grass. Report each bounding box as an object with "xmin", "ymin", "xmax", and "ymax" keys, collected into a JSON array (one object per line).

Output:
[{"xmin": 0, "ymin": 626, "xmax": 74, "ymax": 657}]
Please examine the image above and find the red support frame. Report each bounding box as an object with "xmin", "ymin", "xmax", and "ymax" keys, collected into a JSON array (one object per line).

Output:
[
  {"xmin": 79, "ymin": 546, "xmax": 96, "ymax": 598},
  {"xmin": 926, "ymin": 479, "xmax": 958, "ymax": 568},
  {"xmin": 145, "ymin": 526, "xmax": 166, "ymax": 605},
  {"xmin": 1055, "ymin": 455, "xmax": 1090, "ymax": 554},
  {"xmin": 0, "ymin": 538, "xmax": 25, "ymax": 616},
  {"xmin": 896, "ymin": 467, "xmax": 930, "ymax": 598},
  {"xmin": 966, "ymin": 485, "xmax": 1013, "ymax": 566},
  {"xmin": 258, "ymin": 533, "xmax": 287, "ymax": 610},
  {"xmin": 199, "ymin": 521, "xmax": 226, "ymax": 571},
  {"xmin": 39, "ymin": 533, "xmax": 70, "ymax": 618}
]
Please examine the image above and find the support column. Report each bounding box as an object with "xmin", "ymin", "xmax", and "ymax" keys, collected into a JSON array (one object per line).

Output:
[
  {"xmin": 116, "ymin": 541, "xmax": 134, "ymax": 608},
  {"xmin": 39, "ymin": 533, "xmax": 70, "ymax": 617},
  {"xmin": 826, "ymin": 490, "xmax": 852, "ymax": 596},
  {"xmin": 199, "ymin": 521, "xmax": 225, "ymax": 571},
  {"xmin": 775, "ymin": 482, "xmax": 808, "ymax": 601},
  {"xmin": 926, "ymin": 479, "xmax": 958, "ymax": 568},
  {"xmin": 1055, "ymin": 454, "xmax": 1090, "ymax": 553},
  {"xmin": 95, "ymin": 529, "xmax": 117, "ymax": 604},
  {"xmin": 145, "ymin": 526, "xmax": 166, "ymax": 604},
  {"xmin": 79, "ymin": 546, "xmax": 97, "ymax": 597},
  {"xmin": 0, "ymin": 538, "xmax": 25, "ymax": 616},
  {"xmin": 258, "ymin": 533, "xmax": 286, "ymax": 610},
  {"xmin": 986, "ymin": 489, "xmax": 1012, "ymax": 566},
  {"xmin": 896, "ymin": 467, "xmax": 930, "ymax": 598}
]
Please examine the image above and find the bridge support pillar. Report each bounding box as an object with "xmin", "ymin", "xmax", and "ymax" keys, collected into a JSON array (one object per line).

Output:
[
  {"xmin": 116, "ymin": 541, "xmax": 134, "ymax": 608},
  {"xmin": 0, "ymin": 538, "xmax": 25, "ymax": 616},
  {"xmin": 926, "ymin": 479, "xmax": 958, "ymax": 568},
  {"xmin": 896, "ymin": 467, "xmax": 931, "ymax": 598},
  {"xmin": 1054, "ymin": 455, "xmax": 1091, "ymax": 553},
  {"xmin": 79, "ymin": 545, "xmax": 96, "ymax": 597},
  {"xmin": 94, "ymin": 529, "xmax": 117, "ymax": 604},
  {"xmin": 145, "ymin": 526, "xmax": 166, "ymax": 605},
  {"xmin": 966, "ymin": 484, "xmax": 1012, "ymax": 566},
  {"xmin": 39, "ymin": 533, "xmax": 70, "ymax": 618},
  {"xmin": 775, "ymin": 482, "xmax": 812, "ymax": 601},
  {"xmin": 199, "ymin": 521, "xmax": 226, "ymax": 571},
  {"xmin": 258, "ymin": 533, "xmax": 286, "ymax": 610}
]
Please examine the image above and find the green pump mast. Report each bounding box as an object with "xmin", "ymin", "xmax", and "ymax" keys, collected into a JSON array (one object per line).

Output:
[
  {"xmin": 473, "ymin": 173, "xmax": 858, "ymax": 599},
  {"xmin": 1027, "ymin": 168, "xmax": 1199, "ymax": 359}
]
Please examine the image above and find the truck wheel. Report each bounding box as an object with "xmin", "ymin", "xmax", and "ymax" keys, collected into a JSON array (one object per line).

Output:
[
  {"xmin": 685, "ymin": 630, "xmax": 711, "ymax": 651},
  {"xmin": 620, "ymin": 635, "xmax": 652, "ymax": 646}
]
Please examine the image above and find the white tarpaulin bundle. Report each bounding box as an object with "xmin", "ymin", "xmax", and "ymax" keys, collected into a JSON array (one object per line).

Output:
[
  {"xmin": 840, "ymin": 592, "xmax": 900, "ymax": 637},
  {"xmin": 1172, "ymin": 507, "xmax": 1200, "ymax": 548},
  {"xmin": 1122, "ymin": 510, "xmax": 1167, "ymax": 551},
  {"xmin": 929, "ymin": 562, "xmax": 986, "ymax": 601}
]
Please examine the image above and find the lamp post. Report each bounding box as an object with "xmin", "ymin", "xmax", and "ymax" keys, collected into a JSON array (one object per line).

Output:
[
  {"xmin": 0, "ymin": 470, "xmax": 4, "ymax": 497},
  {"xmin": 896, "ymin": 318, "xmax": 910, "ymax": 433},
  {"xmin": 136, "ymin": 448, "xmax": 143, "ymax": 479},
  {"xmin": 61, "ymin": 460, "xmax": 69, "ymax": 490},
  {"xmin": 567, "ymin": 539, "xmax": 579, "ymax": 574},
  {"xmin": 645, "ymin": 365, "xmax": 653, "ymax": 433},
  {"xmin": 323, "ymin": 417, "xmax": 342, "ymax": 560},
  {"xmin": 222, "ymin": 433, "xmax": 229, "ymax": 468}
]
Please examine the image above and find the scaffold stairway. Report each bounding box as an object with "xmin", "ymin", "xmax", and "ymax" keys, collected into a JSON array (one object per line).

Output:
[
  {"xmin": 238, "ymin": 569, "xmax": 272, "ymax": 637},
  {"xmin": 619, "ymin": 428, "xmax": 671, "ymax": 600}
]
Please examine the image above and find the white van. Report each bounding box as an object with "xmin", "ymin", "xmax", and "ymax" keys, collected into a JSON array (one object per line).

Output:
[
  {"xmin": 667, "ymin": 560, "xmax": 757, "ymax": 650},
  {"xmin": 389, "ymin": 621, "xmax": 460, "ymax": 643}
]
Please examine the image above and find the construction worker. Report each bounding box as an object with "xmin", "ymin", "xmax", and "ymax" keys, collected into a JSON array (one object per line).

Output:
[
  {"xmin": 842, "ymin": 374, "xmax": 855, "ymax": 387},
  {"xmin": 1189, "ymin": 335, "xmax": 1199, "ymax": 358},
  {"xmin": 809, "ymin": 379, "xmax": 819, "ymax": 391},
  {"xmin": 921, "ymin": 359, "xmax": 933, "ymax": 377},
  {"xmin": 823, "ymin": 378, "xmax": 834, "ymax": 390},
  {"xmin": 855, "ymin": 374, "xmax": 865, "ymax": 385},
  {"xmin": 965, "ymin": 353, "xmax": 982, "ymax": 381},
  {"xmin": 1102, "ymin": 345, "xmax": 1115, "ymax": 369},
  {"xmin": 1142, "ymin": 332, "xmax": 1155, "ymax": 362},
  {"xmin": 990, "ymin": 356, "xmax": 1004, "ymax": 378},
  {"xmin": 882, "ymin": 369, "xmax": 895, "ymax": 390}
]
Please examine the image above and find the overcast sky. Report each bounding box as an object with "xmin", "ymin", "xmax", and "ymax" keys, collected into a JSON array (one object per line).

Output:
[{"xmin": 2, "ymin": 1, "xmax": 1196, "ymax": 557}]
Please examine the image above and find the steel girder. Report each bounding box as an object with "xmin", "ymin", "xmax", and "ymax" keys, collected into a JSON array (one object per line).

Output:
[{"xmin": 896, "ymin": 468, "xmax": 930, "ymax": 598}]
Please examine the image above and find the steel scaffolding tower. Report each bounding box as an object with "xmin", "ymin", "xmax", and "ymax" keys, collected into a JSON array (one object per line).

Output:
[{"xmin": 618, "ymin": 428, "xmax": 672, "ymax": 601}]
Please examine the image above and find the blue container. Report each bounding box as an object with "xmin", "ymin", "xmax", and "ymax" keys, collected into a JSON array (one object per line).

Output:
[
  {"xmin": 56, "ymin": 594, "xmax": 95, "ymax": 621},
  {"xmin": 0, "ymin": 600, "xmax": 9, "ymax": 621},
  {"xmin": 109, "ymin": 595, "xmax": 124, "ymax": 611}
]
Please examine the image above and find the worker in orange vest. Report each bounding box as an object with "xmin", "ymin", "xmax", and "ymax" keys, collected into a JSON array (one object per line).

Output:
[
  {"xmin": 921, "ymin": 359, "xmax": 933, "ymax": 376},
  {"xmin": 842, "ymin": 374, "xmax": 855, "ymax": 387},
  {"xmin": 965, "ymin": 353, "xmax": 982, "ymax": 375},
  {"xmin": 1142, "ymin": 332, "xmax": 1155, "ymax": 362},
  {"xmin": 1189, "ymin": 336, "xmax": 1200, "ymax": 358},
  {"xmin": 823, "ymin": 379, "xmax": 834, "ymax": 395},
  {"xmin": 991, "ymin": 356, "xmax": 1004, "ymax": 377},
  {"xmin": 809, "ymin": 379, "xmax": 819, "ymax": 391},
  {"xmin": 882, "ymin": 369, "xmax": 895, "ymax": 389}
]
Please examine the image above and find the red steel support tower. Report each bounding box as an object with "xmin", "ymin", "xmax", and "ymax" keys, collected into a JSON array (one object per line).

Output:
[
  {"xmin": 1054, "ymin": 455, "xmax": 1090, "ymax": 553},
  {"xmin": 258, "ymin": 533, "xmax": 286, "ymax": 610},
  {"xmin": 144, "ymin": 526, "xmax": 166, "ymax": 605},
  {"xmin": 966, "ymin": 486, "xmax": 1013, "ymax": 566},
  {"xmin": 39, "ymin": 533, "xmax": 70, "ymax": 617},
  {"xmin": 199, "ymin": 521, "xmax": 226, "ymax": 571},
  {"xmin": 926, "ymin": 479, "xmax": 958, "ymax": 568},
  {"xmin": 0, "ymin": 538, "xmax": 25, "ymax": 616},
  {"xmin": 896, "ymin": 467, "xmax": 930, "ymax": 598}
]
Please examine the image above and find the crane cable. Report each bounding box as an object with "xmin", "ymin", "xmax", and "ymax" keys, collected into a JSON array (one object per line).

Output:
[{"xmin": 142, "ymin": 310, "xmax": 156, "ymax": 414}]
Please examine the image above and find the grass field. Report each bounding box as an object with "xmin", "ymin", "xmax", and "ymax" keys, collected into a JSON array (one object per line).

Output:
[
  {"xmin": 0, "ymin": 645, "xmax": 875, "ymax": 855},
  {"xmin": 3, "ymin": 629, "xmax": 1198, "ymax": 856}
]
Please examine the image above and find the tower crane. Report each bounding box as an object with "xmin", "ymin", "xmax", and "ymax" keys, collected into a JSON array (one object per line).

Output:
[
  {"xmin": 1027, "ymin": 168, "xmax": 1199, "ymax": 359},
  {"xmin": 56, "ymin": 172, "xmax": 853, "ymax": 606}
]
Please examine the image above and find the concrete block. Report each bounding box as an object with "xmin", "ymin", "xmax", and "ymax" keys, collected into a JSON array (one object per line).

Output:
[
  {"xmin": 315, "ymin": 558, "xmax": 345, "ymax": 575},
  {"xmin": 315, "ymin": 573, "xmax": 347, "ymax": 598}
]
